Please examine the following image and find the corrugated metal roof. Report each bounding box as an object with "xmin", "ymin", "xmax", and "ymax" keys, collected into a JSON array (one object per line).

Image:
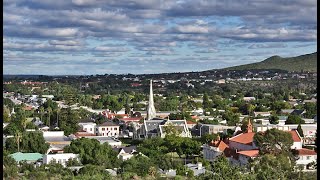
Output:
[{"xmin": 9, "ymin": 152, "xmax": 43, "ymax": 162}]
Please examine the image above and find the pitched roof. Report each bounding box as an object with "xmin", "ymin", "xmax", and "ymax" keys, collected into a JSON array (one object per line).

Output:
[
  {"xmin": 210, "ymin": 140, "xmax": 229, "ymax": 152},
  {"xmin": 99, "ymin": 121, "xmax": 119, "ymax": 127},
  {"xmin": 237, "ymin": 150, "xmax": 259, "ymax": 157},
  {"xmin": 114, "ymin": 146, "xmax": 137, "ymax": 154},
  {"xmin": 229, "ymin": 132, "xmax": 255, "ymax": 145},
  {"xmin": 288, "ymin": 130, "xmax": 302, "ymax": 142},
  {"xmin": 291, "ymin": 109, "xmax": 305, "ymax": 115},
  {"xmin": 120, "ymin": 117, "xmax": 141, "ymax": 121},
  {"xmin": 10, "ymin": 152, "xmax": 43, "ymax": 162},
  {"xmin": 296, "ymin": 148, "xmax": 317, "ymax": 156},
  {"xmin": 186, "ymin": 120, "xmax": 197, "ymax": 124}
]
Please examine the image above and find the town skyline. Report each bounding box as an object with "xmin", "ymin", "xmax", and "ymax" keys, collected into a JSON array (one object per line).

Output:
[{"xmin": 4, "ymin": 0, "xmax": 317, "ymax": 75}]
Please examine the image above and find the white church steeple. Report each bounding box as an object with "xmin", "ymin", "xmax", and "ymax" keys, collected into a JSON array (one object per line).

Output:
[{"xmin": 147, "ymin": 79, "xmax": 156, "ymax": 120}]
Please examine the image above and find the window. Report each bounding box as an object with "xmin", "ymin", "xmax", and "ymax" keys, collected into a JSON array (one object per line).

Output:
[
  {"xmin": 90, "ymin": 128, "xmax": 92, "ymax": 131},
  {"xmin": 107, "ymin": 128, "xmax": 108, "ymax": 130},
  {"xmin": 114, "ymin": 128, "xmax": 117, "ymax": 130},
  {"xmin": 84, "ymin": 128, "xmax": 87, "ymax": 131},
  {"xmin": 115, "ymin": 133, "xmax": 117, "ymax": 136},
  {"xmin": 102, "ymin": 128, "xmax": 105, "ymax": 131},
  {"xmin": 307, "ymin": 156, "xmax": 311, "ymax": 160},
  {"xmin": 102, "ymin": 133, "xmax": 105, "ymax": 136}
]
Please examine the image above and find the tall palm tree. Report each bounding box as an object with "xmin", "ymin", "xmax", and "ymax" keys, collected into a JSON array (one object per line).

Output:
[
  {"xmin": 39, "ymin": 106, "xmax": 44, "ymax": 122},
  {"xmin": 47, "ymin": 107, "xmax": 52, "ymax": 128},
  {"xmin": 14, "ymin": 131, "xmax": 22, "ymax": 152},
  {"xmin": 56, "ymin": 108, "xmax": 60, "ymax": 128}
]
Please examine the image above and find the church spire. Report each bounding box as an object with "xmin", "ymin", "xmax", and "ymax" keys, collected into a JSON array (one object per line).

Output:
[{"xmin": 147, "ymin": 79, "xmax": 156, "ymax": 120}]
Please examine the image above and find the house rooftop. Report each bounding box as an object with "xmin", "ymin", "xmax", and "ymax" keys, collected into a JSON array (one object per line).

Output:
[
  {"xmin": 287, "ymin": 130, "xmax": 302, "ymax": 142},
  {"xmin": 229, "ymin": 132, "xmax": 255, "ymax": 145},
  {"xmin": 296, "ymin": 148, "xmax": 317, "ymax": 156},
  {"xmin": 10, "ymin": 152, "xmax": 43, "ymax": 162},
  {"xmin": 99, "ymin": 121, "xmax": 119, "ymax": 126},
  {"xmin": 237, "ymin": 150, "xmax": 259, "ymax": 157}
]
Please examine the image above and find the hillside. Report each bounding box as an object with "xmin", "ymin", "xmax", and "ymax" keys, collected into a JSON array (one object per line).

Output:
[{"xmin": 224, "ymin": 52, "xmax": 317, "ymax": 72}]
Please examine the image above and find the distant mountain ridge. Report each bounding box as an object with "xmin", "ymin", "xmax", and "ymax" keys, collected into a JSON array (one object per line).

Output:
[{"xmin": 224, "ymin": 52, "xmax": 317, "ymax": 72}]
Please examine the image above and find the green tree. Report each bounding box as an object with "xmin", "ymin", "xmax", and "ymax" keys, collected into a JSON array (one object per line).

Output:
[
  {"xmin": 3, "ymin": 154, "xmax": 19, "ymax": 179},
  {"xmin": 64, "ymin": 138, "xmax": 120, "ymax": 168},
  {"xmin": 286, "ymin": 115, "xmax": 305, "ymax": 124},
  {"xmin": 203, "ymin": 93, "xmax": 211, "ymax": 109},
  {"xmin": 78, "ymin": 164, "xmax": 111, "ymax": 178},
  {"xmin": 200, "ymin": 133, "xmax": 218, "ymax": 144},
  {"xmin": 254, "ymin": 129, "xmax": 293, "ymax": 155},
  {"xmin": 252, "ymin": 153, "xmax": 295, "ymax": 180},
  {"xmin": 297, "ymin": 123, "xmax": 304, "ymax": 137},
  {"xmin": 47, "ymin": 107, "xmax": 52, "ymax": 128},
  {"xmin": 269, "ymin": 115, "xmax": 279, "ymax": 124},
  {"xmin": 121, "ymin": 154, "xmax": 155, "ymax": 177},
  {"xmin": 39, "ymin": 106, "xmax": 45, "ymax": 122}
]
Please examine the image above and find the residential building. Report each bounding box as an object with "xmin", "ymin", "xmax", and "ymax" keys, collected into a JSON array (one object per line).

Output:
[
  {"xmin": 10, "ymin": 152, "xmax": 43, "ymax": 164},
  {"xmin": 203, "ymin": 137, "xmax": 229, "ymax": 162},
  {"xmin": 43, "ymin": 153, "xmax": 79, "ymax": 167},
  {"xmin": 200, "ymin": 124, "xmax": 235, "ymax": 136},
  {"xmin": 253, "ymin": 112, "xmax": 271, "ymax": 117},
  {"xmin": 295, "ymin": 148, "xmax": 317, "ymax": 170},
  {"xmin": 113, "ymin": 146, "xmax": 137, "ymax": 161},
  {"xmin": 78, "ymin": 122, "xmax": 96, "ymax": 134},
  {"xmin": 96, "ymin": 121, "xmax": 119, "ymax": 137},
  {"xmin": 185, "ymin": 162, "xmax": 206, "ymax": 176}
]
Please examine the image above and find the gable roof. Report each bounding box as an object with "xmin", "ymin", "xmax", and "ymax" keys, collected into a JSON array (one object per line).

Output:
[
  {"xmin": 210, "ymin": 140, "xmax": 229, "ymax": 152},
  {"xmin": 296, "ymin": 148, "xmax": 317, "ymax": 156},
  {"xmin": 186, "ymin": 120, "xmax": 197, "ymax": 124},
  {"xmin": 291, "ymin": 109, "xmax": 305, "ymax": 115},
  {"xmin": 288, "ymin": 130, "xmax": 302, "ymax": 142},
  {"xmin": 113, "ymin": 146, "xmax": 137, "ymax": 154},
  {"xmin": 237, "ymin": 150, "xmax": 259, "ymax": 157},
  {"xmin": 229, "ymin": 132, "xmax": 255, "ymax": 145}
]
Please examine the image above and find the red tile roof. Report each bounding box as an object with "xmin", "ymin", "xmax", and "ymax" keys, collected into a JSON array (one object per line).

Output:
[
  {"xmin": 229, "ymin": 132, "xmax": 255, "ymax": 145},
  {"xmin": 287, "ymin": 130, "xmax": 302, "ymax": 142},
  {"xmin": 297, "ymin": 148, "xmax": 317, "ymax": 156},
  {"xmin": 23, "ymin": 106, "xmax": 33, "ymax": 111},
  {"xmin": 237, "ymin": 150, "xmax": 259, "ymax": 157},
  {"xmin": 186, "ymin": 120, "xmax": 197, "ymax": 124},
  {"xmin": 120, "ymin": 117, "xmax": 141, "ymax": 121}
]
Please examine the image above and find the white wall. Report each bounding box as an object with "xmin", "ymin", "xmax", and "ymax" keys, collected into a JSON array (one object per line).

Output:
[
  {"xmin": 291, "ymin": 141, "xmax": 303, "ymax": 149},
  {"xmin": 43, "ymin": 131, "xmax": 64, "ymax": 137},
  {"xmin": 96, "ymin": 126, "xmax": 119, "ymax": 137},
  {"xmin": 79, "ymin": 123, "xmax": 96, "ymax": 134},
  {"xmin": 296, "ymin": 155, "xmax": 317, "ymax": 169},
  {"xmin": 203, "ymin": 145, "xmax": 222, "ymax": 161},
  {"xmin": 43, "ymin": 153, "xmax": 78, "ymax": 167}
]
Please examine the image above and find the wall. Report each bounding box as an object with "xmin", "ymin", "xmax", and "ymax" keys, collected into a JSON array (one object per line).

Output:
[
  {"xmin": 96, "ymin": 126, "xmax": 119, "ymax": 137},
  {"xmin": 43, "ymin": 153, "xmax": 78, "ymax": 167}
]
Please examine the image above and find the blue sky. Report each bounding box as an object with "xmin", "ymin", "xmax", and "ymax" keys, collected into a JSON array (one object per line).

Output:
[{"xmin": 4, "ymin": 0, "xmax": 317, "ymax": 75}]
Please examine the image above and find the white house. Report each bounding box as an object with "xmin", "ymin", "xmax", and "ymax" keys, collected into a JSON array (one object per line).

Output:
[
  {"xmin": 295, "ymin": 148, "xmax": 317, "ymax": 170},
  {"xmin": 78, "ymin": 122, "xmax": 96, "ymax": 134},
  {"xmin": 203, "ymin": 139, "xmax": 229, "ymax": 162},
  {"xmin": 96, "ymin": 121, "xmax": 120, "ymax": 137},
  {"xmin": 288, "ymin": 130, "xmax": 303, "ymax": 149},
  {"xmin": 113, "ymin": 146, "xmax": 137, "ymax": 161},
  {"xmin": 43, "ymin": 153, "xmax": 79, "ymax": 167}
]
